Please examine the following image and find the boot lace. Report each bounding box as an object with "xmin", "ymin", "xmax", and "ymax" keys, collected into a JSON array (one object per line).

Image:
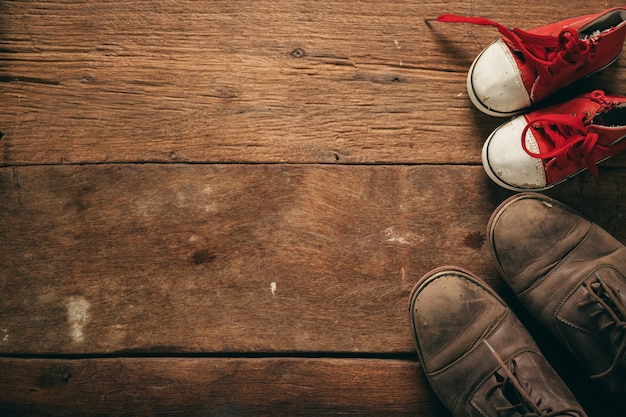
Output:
[
  {"xmin": 484, "ymin": 341, "xmax": 582, "ymax": 417},
  {"xmin": 436, "ymin": 14, "xmax": 591, "ymax": 88},
  {"xmin": 520, "ymin": 91, "xmax": 626, "ymax": 176},
  {"xmin": 577, "ymin": 272, "xmax": 626, "ymax": 379}
]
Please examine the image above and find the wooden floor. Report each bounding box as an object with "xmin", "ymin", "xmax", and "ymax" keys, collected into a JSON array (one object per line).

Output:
[{"xmin": 1, "ymin": 1, "xmax": 625, "ymax": 416}]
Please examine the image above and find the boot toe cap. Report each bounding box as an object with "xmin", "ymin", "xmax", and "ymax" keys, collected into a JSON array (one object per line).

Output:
[
  {"xmin": 487, "ymin": 193, "xmax": 593, "ymax": 293},
  {"xmin": 410, "ymin": 268, "xmax": 506, "ymax": 372}
]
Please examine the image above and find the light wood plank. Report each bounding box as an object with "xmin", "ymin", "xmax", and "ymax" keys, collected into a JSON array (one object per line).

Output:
[
  {"xmin": 1, "ymin": 0, "xmax": 624, "ymax": 165},
  {"xmin": 1, "ymin": 164, "xmax": 624, "ymax": 354}
]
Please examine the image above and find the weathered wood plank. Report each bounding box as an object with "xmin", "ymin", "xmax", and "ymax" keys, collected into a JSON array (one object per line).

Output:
[
  {"xmin": 0, "ymin": 358, "xmax": 438, "ymax": 417},
  {"xmin": 1, "ymin": 0, "xmax": 624, "ymax": 165},
  {"xmin": 1, "ymin": 164, "xmax": 624, "ymax": 355},
  {"xmin": 0, "ymin": 357, "xmax": 621, "ymax": 417},
  {"xmin": 2, "ymin": 2, "xmax": 625, "ymax": 416}
]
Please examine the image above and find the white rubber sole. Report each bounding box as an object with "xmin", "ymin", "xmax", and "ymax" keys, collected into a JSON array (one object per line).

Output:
[
  {"xmin": 481, "ymin": 129, "xmax": 555, "ymax": 192},
  {"xmin": 466, "ymin": 42, "xmax": 623, "ymax": 118},
  {"xmin": 480, "ymin": 129, "xmax": 620, "ymax": 192},
  {"xmin": 466, "ymin": 44, "xmax": 528, "ymax": 118}
]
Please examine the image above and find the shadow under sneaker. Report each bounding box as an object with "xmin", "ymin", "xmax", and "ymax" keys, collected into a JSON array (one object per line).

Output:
[
  {"xmin": 488, "ymin": 193, "xmax": 626, "ymax": 405},
  {"xmin": 408, "ymin": 266, "xmax": 587, "ymax": 417}
]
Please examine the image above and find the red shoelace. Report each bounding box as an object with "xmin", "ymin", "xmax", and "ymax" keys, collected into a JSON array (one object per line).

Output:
[
  {"xmin": 520, "ymin": 91, "xmax": 626, "ymax": 177},
  {"xmin": 436, "ymin": 14, "xmax": 592, "ymax": 87}
]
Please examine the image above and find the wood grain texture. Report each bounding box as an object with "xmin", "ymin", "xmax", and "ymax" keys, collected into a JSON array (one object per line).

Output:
[
  {"xmin": 2, "ymin": 1, "xmax": 626, "ymax": 416},
  {"xmin": 1, "ymin": 0, "xmax": 625, "ymax": 165},
  {"xmin": 1, "ymin": 164, "xmax": 625, "ymax": 355},
  {"xmin": 0, "ymin": 164, "xmax": 498, "ymax": 354},
  {"xmin": 0, "ymin": 357, "xmax": 622, "ymax": 417},
  {"xmin": 0, "ymin": 358, "xmax": 439, "ymax": 417}
]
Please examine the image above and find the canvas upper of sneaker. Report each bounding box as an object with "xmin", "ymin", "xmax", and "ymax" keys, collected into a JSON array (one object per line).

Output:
[
  {"xmin": 521, "ymin": 8, "xmax": 626, "ymax": 102},
  {"xmin": 482, "ymin": 90, "xmax": 626, "ymax": 191},
  {"xmin": 439, "ymin": 7, "xmax": 626, "ymax": 115}
]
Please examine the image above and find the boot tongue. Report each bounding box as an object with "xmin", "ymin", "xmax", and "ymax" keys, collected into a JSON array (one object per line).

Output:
[
  {"xmin": 557, "ymin": 267, "xmax": 626, "ymax": 379},
  {"xmin": 480, "ymin": 342, "xmax": 584, "ymax": 417},
  {"xmin": 580, "ymin": 272, "xmax": 626, "ymax": 380}
]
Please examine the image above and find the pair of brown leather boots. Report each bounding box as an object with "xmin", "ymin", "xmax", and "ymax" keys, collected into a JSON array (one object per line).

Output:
[{"xmin": 409, "ymin": 193, "xmax": 625, "ymax": 416}]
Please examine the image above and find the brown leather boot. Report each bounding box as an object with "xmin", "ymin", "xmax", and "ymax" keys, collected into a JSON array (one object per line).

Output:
[
  {"xmin": 488, "ymin": 192, "xmax": 626, "ymax": 405},
  {"xmin": 408, "ymin": 266, "xmax": 587, "ymax": 417}
]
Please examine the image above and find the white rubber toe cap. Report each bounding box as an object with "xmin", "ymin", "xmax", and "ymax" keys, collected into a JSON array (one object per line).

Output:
[
  {"xmin": 482, "ymin": 116, "xmax": 548, "ymax": 191},
  {"xmin": 468, "ymin": 39, "xmax": 532, "ymax": 116}
]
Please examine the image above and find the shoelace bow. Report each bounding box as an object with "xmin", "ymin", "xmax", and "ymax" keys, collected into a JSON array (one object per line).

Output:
[
  {"xmin": 521, "ymin": 91, "xmax": 626, "ymax": 176},
  {"xmin": 484, "ymin": 341, "xmax": 582, "ymax": 417},
  {"xmin": 578, "ymin": 273, "xmax": 626, "ymax": 379},
  {"xmin": 436, "ymin": 14, "xmax": 591, "ymax": 85}
]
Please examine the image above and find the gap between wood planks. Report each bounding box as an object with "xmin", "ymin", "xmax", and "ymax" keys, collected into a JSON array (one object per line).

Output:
[{"xmin": 0, "ymin": 351, "xmax": 418, "ymax": 360}]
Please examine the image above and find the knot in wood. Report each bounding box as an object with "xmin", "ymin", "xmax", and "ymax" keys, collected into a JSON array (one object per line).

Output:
[{"xmin": 291, "ymin": 48, "xmax": 305, "ymax": 58}]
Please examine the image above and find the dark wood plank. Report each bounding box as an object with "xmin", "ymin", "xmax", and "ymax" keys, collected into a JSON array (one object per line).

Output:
[
  {"xmin": 1, "ymin": 0, "xmax": 624, "ymax": 165},
  {"xmin": 0, "ymin": 357, "xmax": 621, "ymax": 417},
  {"xmin": 1, "ymin": 164, "xmax": 625, "ymax": 355},
  {"xmin": 0, "ymin": 358, "xmax": 438, "ymax": 417}
]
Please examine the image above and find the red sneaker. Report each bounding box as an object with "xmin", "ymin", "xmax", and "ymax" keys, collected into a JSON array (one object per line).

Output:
[
  {"xmin": 482, "ymin": 90, "xmax": 626, "ymax": 191},
  {"xmin": 438, "ymin": 8, "xmax": 626, "ymax": 116}
]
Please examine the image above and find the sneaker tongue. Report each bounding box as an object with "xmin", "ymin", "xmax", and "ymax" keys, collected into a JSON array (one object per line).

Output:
[
  {"xmin": 593, "ymin": 104, "xmax": 626, "ymax": 127},
  {"xmin": 591, "ymin": 109, "xmax": 626, "ymax": 149}
]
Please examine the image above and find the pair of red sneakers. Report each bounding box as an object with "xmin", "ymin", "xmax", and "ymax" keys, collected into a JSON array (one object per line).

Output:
[{"xmin": 438, "ymin": 8, "xmax": 626, "ymax": 191}]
